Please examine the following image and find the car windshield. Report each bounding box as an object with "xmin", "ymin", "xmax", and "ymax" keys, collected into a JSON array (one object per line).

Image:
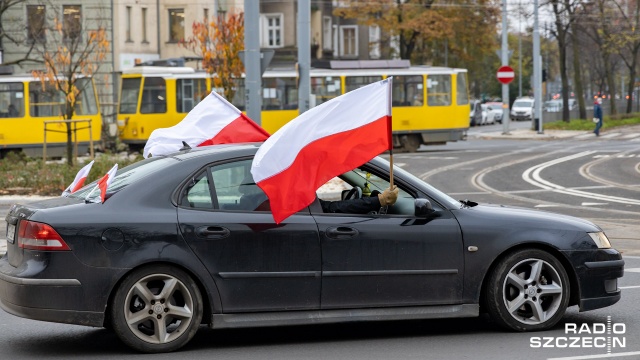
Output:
[
  {"xmin": 513, "ymin": 100, "xmax": 533, "ymax": 107},
  {"xmin": 70, "ymin": 156, "xmax": 179, "ymax": 202}
]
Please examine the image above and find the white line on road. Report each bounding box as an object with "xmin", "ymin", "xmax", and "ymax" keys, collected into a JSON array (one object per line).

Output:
[
  {"xmin": 522, "ymin": 151, "xmax": 640, "ymax": 206},
  {"xmin": 619, "ymin": 285, "xmax": 640, "ymax": 289},
  {"xmin": 548, "ymin": 351, "xmax": 640, "ymax": 360},
  {"xmin": 624, "ymin": 268, "xmax": 640, "ymax": 273}
]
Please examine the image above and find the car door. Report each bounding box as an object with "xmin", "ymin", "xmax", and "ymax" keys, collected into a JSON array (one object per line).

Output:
[
  {"xmin": 312, "ymin": 170, "xmax": 464, "ymax": 309},
  {"xmin": 177, "ymin": 158, "xmax": 321, "ymax": 313}
]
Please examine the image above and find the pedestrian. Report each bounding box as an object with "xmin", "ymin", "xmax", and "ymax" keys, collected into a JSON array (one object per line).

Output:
[{"xmin": 593, "ymin": 98, "xmax": 603, "ymax": 136}]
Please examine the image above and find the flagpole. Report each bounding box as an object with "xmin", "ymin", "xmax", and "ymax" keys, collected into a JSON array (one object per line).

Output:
[{"xmin": 387, "ymin": 77, "xmax": 394, "ymax": 189}]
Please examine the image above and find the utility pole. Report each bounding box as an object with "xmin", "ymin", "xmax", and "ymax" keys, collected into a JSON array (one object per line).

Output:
[
  {"xmin": 518, "ymin": 11, "xmax": 523, "ymax": 98},
  {"xmin": 501, "ymin": 0, "xmax": 510, "ymax": 135},
  {"xmin": 297, "ymin": 0, "xmax": 311, "ymax": 114},
  {"xmin": 244, "ymin": 0, "xmax": 261, "ymax": 125},
  {"xmin": 533, "ymin": 0, "xmax": 543, "ymax": 134}
]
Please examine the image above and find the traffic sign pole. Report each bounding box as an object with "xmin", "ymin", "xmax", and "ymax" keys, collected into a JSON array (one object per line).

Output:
[{"xmin": 500, "ymin": 0, "xmax": 510, "ymax": 135}]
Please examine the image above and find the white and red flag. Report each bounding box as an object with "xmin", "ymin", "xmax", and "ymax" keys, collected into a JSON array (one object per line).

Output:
[
  {"xmin": 96, "ymin": 164, "xmax": 118, "ymax": 203},
  {"xmin": 143, "ymin": 91, "xmax": 270, "ymax": 158},
  {"xmin": 61, "ymin": 160, "xmax": 94, "ymax": 196},
  {"xmin": 251, "ymin": 78, "xmax": 393, "ymax": 224}
]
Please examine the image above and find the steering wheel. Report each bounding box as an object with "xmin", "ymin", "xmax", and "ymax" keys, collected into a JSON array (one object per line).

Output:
[{"xmin": 344, "ymin": 186, "xmax": 362, "ymax": 200}]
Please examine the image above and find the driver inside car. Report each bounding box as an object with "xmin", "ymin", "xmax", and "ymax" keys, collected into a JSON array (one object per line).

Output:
[{"xmin": 319, "ymin": 186, "xmax": 399, "ymax": 214}]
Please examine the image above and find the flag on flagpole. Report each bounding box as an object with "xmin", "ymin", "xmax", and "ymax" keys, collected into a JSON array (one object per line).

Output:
[
  {"xmin": 251, "ymin": 78, "xmax": 393, "ymax": 224},
  {"xmin": 61, "ymin": 160, "xmax": 95, "ymax": 196},
  {"xmin": 96, "ymin": 164, "xmax": 118, "ymax": 203},
  {"xmin": 143, "ymin": 91, "xmax": 270, "ymax": 158}
]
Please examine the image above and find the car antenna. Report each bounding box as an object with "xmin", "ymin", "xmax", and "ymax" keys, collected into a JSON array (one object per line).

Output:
[{"xmin": 179, "ymin": 141, "xmax": 192, "ymax": 151}]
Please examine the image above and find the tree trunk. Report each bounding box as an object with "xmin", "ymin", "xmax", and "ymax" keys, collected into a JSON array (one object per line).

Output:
[
  {"xmin": 558, "ymin": 34, "xmax": 570, "ymax": 122},
  {"xmin": 571, "ymin": 24, "xmax": 586, "ymax": 119},
  {"xmin": 626, "ymin": 69, "xmax": 635, "ymax": 113},
  {"xmin": 603, "ymin": 54, "xmax": 617, "ymax": 115},
  {"xmin": 66, "ymin": 103, "xmax": 74, "ymax": 167}
]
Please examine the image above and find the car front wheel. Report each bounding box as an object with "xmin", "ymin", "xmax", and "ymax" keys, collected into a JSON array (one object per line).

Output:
[
  {"xmin": 110, "ymin": 265, "xmax": 203, "ymax": 353},
  {"xmin": 485, "ymin": 249, "xmax": 570, "ymax": 331}
]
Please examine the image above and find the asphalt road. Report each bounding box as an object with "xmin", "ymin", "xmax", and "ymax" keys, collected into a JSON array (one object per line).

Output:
[{"xmin": 1, "ymin": 123, "xmax": 640, "ymax": 359}]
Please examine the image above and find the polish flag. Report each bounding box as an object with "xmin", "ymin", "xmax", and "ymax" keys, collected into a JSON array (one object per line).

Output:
[
  {"xmin": 251, "ymin": 78, "xmax": 393, "ymax": 224},
  {"xmin": 96, "ymin": 164, "xmax": 118, "ymax": 203},
  {"xmin": 143, "ymin": 91, "xmax": 270, "ymax": 158},
  {"xmin": 61, "ymin": 160, "xmax": 94, "ymax": 196}
]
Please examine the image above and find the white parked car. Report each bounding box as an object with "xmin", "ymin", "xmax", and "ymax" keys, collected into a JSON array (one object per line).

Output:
[
  {"xmin": 511, "ymin": 97, "xmax": 535, "ymax": 121},
  {"xmin": 485, "ymin": 102, "xmax": 502, "ymax": 124},
  {"xmin": 480, "ymin": 104, "xmax": 489, "ymax": 125}
]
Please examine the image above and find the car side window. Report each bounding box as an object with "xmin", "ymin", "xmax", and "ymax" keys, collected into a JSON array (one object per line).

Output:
[
  {"xmin": 211, "ymin": 159, "xmax": 270, "ymax": 212},
  {"xmin": 183, "ymin": 171, "xmax": 213, "ymax": 209}
]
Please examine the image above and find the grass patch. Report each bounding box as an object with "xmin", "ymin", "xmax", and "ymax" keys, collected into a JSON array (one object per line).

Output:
[
  {"xmin": 0, "ymin": 152, "xmax": 144, "ymax": 196},
  {"xmin": 544, "ymin": 113, "xmax": 640, "ymax": 130}
]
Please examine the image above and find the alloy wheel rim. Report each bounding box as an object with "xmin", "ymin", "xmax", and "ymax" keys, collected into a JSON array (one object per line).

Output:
[
  {"xmin": 124, "ymin": 273, "xmax": 194, "ymax": 344},
  {"xmin": 502, "ymin": 258, "xmax": 563, "ymax": 325}
]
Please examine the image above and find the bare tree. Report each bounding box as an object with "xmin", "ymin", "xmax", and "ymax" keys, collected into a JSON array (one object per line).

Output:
[
  {"xmin": 31, "ymin": 3, "xmax": 110, "ymax": 166},
  {"xmin": 549, "ymin": 0, "xmax": 576, "ymax": 122},
  {"xmin": 609, "ymin": 0, "xmax": 640, "ymax": 114},
  {"xmin": 0, "ymin": 0, "xmax": 40, "ymax": 66}
]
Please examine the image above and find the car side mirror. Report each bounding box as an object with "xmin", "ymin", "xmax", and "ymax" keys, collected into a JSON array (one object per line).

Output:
[{"xmin": 415, "ymin": 198, "xmax": 434, "ymax": 217}]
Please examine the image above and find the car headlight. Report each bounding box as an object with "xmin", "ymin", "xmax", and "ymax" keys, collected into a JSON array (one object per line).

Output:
[{"xmin": 588, "ymin": 232, "xmax": 611, "ymax": 249}]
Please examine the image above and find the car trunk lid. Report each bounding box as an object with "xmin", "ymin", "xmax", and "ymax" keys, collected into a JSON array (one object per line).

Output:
[{"xmin": 5, "ymin": 197, "xmax": 83, "ymax": 267}]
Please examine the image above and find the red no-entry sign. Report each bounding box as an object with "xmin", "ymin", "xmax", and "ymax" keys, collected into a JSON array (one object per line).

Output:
[{"xmin": 497, "ymin": 65, "xmax": 515, "ymax": 85}]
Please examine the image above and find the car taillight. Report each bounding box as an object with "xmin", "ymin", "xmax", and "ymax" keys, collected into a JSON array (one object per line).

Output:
[{"xmin": 18, "ymin": 220, "xmax": 70, "ymax": 251}]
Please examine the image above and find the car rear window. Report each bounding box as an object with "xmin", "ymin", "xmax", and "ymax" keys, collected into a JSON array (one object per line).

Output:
[
  {"xmin": 70, "ymin": 156, "xmax": 178, "ymax": 201},
  {"xmin": 513, "ymin": 100, "xmax": 533, "ymax": 107}
]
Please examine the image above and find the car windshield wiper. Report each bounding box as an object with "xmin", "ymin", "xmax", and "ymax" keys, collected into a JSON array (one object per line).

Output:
[{"xmin": 459, "ymin": 199, "xmax": 478, "ymax": 208}]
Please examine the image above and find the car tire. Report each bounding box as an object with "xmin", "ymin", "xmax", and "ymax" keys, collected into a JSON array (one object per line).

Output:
[
  {"xmin": 110, "ymin": 265, "xmax": 204, "ymax": 353},
  {"xmin": 485, "ymin": 249, "xmax": 570, "ymax": 332}
]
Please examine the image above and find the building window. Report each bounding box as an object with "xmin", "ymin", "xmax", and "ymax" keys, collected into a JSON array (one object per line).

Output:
[
  {"xmin": 204, "ymin": 8, "xmax": 209, "ymax": 22},
  {"xmin": 63, "ymin": 5, "xmax": 82, "ymax": 41},
  {"xmin": 260, "ymin": 14, "xmax": 283, "ymax": 48},
  {"xmin": 169, "ymin": 8, "xmax": 185, "ymax": 43},
  {"xmin": 322, "ymin": 16, "xmax": 332, "ymax": 50},
  {"xmin": 27, "ymin": 5, "xmax": 46, "ymax": 43},
  {"xmin": 339, "ymin": 26, "xmax": 358, "ymax": 57},
  {"xmin": 126, "ymin": 6, "xmax": 132, "ymax": 42},
  {"xmin": 142, "ymin": 8, "xmax": 148, "ymax": 43},
  {"xmin": 369, "ymin": 25, "xmax": 380, "ymax": 59}
]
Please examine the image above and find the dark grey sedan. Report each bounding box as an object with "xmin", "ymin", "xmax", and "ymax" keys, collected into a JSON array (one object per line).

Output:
[{"xmin": 0, "ymin": 144, "xmax": 624, "ymax": 353}]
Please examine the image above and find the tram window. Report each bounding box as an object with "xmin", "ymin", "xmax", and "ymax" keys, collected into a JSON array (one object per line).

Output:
[
  {"xmin": 231, "ymin": 78, "xmax": 245, "ymax": 111},
  {"xmin": 427, "ymin": 75, "xmax": 451, "ymax": 106},
  {"xmin": 391, "ymin": 75, "xmax": 423, "ymax": 107},
  {"xmin": 120, "ymin": 78, "xmax": 141, "ymax": 114},
  {"xmin": 29, "ymin": 82, "xmax": 65, "ymax": 117},
  {"xmin": 456, "ymin": 72, "xmax": 470, "ymax": 105},
  {"xmin": 311, "ymin": 77, "xmax": 341, "ymax": 105},
  {"xmin": 75, "ymin": 78, "xmax": 98, "ymax": 115},
  {"xmin": 176, "ymin": 78, "xmax": 207, "ymax": 113},
  {"xmin": 140, "ymin": 77, "xmax": 167, "ymax": 114},
  {"xmin": 345, "ymin": 76, "xmax": 383, "ymax": 93},
  {"xmin": 0, "ymin": 83, "xmax": 25, "ymax": 118},
  {"xmin": 262, "ymin": 77, "xmax": 297, "ymax": 110}
]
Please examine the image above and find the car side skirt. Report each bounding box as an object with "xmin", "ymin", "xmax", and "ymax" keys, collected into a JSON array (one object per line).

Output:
[{"xmin": 210, "ymin": 304, "xmax": 479, "ymax": 329}]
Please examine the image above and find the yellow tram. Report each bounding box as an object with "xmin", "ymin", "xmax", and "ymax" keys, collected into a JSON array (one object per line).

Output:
[
  {"xmin": 0, "ymin": 68, "xmax": 102, "ymax": 158},
  {"xmin": 117, "ymin": 62, "xmax": 470, "ymax": 152}
]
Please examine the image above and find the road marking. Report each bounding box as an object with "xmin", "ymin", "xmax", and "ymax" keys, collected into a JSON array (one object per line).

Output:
[
  {"xmin": 620, "ymin": 133, "xmax": 640, "ymax": 139},
  {"xmin": 522, "ymin": 151, "xmax": 640, "ymax": 206},
  {"xmin": 582, "ymin": 202, "xmax": 609, "ymax": 206},
  {"xmin": 535, "ymin": 204, "xmax": 562, "ymax": 208},
  {"xmin": 548, "ymin": 351, "xmax": 640, "ymax": 359},
  {"xmin": 624, "ymin": 268, "xmax": 640, "ymax": 273},
  {"xmin": 620, "ymin": 285, "xmax": 640, "ymax": 289},
  {"xmin": 601, "ymin": 133, "xmax": 622, "ymax": 139},
  {"xmin": 575, "ymin": 133, "xmax": 597, "ymax": 139},
  {"xmin": 448, "ymin": 192, "xmax": 491, "ymax": 195}
]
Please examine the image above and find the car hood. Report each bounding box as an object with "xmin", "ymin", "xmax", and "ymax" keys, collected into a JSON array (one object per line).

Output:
[{"xmin": 453, "ymin": 204, "xmax": 600, "ymax": 233}]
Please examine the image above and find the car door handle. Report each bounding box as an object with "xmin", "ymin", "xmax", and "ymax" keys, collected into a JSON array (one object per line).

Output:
[
  {"xmin": 196, "ymin": 226, "xmax": 230, "ymax": 239},
  {"xmin": 326, "ymin": 226, "xmax": 358, "ymax": 239}
]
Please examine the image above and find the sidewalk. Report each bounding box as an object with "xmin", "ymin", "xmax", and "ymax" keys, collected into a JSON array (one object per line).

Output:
[{"xmin": 468, "ymin": 128, "xmax": 587, "ymax": 140}]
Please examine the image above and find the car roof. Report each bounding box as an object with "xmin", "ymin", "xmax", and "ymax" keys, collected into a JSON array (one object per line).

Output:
[{"xmin": 157, "ymin": 143, "xmax": 262, "ymax": 161}]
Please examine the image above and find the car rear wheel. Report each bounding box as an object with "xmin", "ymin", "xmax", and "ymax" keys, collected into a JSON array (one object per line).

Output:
[
  {"xmin": 485, "ymin": 249, "xmax": 570, "ymax": 331},
  {"xmin": 110, "ymin": 265, "xmax": 203, "ymax": 353}
]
